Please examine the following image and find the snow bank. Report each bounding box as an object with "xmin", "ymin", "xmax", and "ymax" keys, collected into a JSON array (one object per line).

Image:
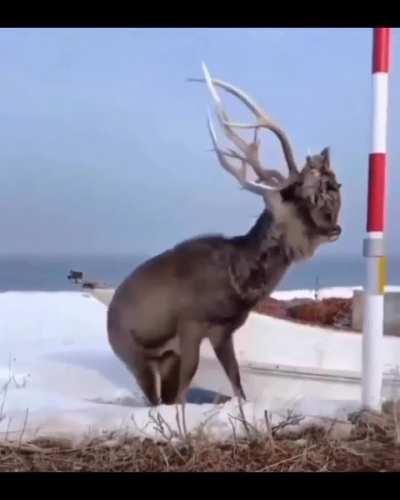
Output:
[
  {"xmin": 272, "ymin": 285, "xmax": 400, "ymax": 301},
  {"xmin": 0, "ymin": 291, "xmax": 362, "ymax": 444}
]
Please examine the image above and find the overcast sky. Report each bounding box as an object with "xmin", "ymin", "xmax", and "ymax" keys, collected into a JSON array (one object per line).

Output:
[{"xmin": 1, "ymin": 28, "xmax": 399, "ymax": 257}]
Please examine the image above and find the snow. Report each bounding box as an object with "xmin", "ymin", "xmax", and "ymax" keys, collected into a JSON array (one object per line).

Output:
[
  {"xmin": 272, "ymin": 285, "xmax": 400, "ymax": 301},
  {"xmin": 0, "ymin": 289, "xmax": 370, "ymax": 444}
]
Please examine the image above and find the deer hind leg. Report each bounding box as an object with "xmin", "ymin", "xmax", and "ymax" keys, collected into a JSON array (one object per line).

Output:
[
  {"xmin": 175, "ymin": 324, "xmax": 203, "ymax": 405},
  {"xmin": 117, "ymin": 352, "xmax": 161, "ymax": 406},
  {"xmin": 159, "ymin": 351, "xmax": 181, "ymax": 405},
  {"xmin": 108, "ymin": 328, "xmax": 161, "ymax": 406},
  {"xmin": 129, "ymin": 351, "xmax": 162, "ymax": 406},
  {"xmin": 209, "ymin": 329, "xmax": 246, "ymax": 400},
  {"xmin": 169, "ymin": 323, "xmax": 203, "ymax": 434}
]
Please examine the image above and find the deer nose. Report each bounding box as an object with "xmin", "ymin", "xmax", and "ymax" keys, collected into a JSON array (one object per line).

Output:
[{"xmin": 328, "ymin": 225, "xmax": 341, "ymax": 241}]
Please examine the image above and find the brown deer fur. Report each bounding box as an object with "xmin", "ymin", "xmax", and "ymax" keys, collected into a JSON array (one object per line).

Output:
[{"xmin": 107, "ymin": 68, "xmax": 342, "ymax": 407}]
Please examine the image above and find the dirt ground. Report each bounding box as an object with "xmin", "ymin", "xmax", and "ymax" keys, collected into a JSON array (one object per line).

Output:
[{"xmin": 1, "ymin": 403, "xmax": 399, "ymax": 472}]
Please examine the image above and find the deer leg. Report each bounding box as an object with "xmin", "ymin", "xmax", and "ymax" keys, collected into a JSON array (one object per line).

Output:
[
  {"xmin": 116, "ymin": 342, "xmax": 161, "ymax": 405},
  {"xmin": 175, "ymin": 329, "xmax": 202, "ymax": 403},
  {"xmin": 125, "ymin": 358, "xmax": 161, "ymax": 406},
  {"xmin": 209, "ymin": 331, "xmax": 246, "ymax": 401},
  {"xmin": 107, "ymin": 325, "xmax": 161, "ymax": 406},
  {"xmin": 159, "ymin": 351, "xmax": 181, "ymax": 405},
  {"xmin": 132, "ymin": 354, "xmax": 161, "ymax": 406},
  {"xmin": 174, "ymin": 324, "xmax": 203, "ymax": 434}
]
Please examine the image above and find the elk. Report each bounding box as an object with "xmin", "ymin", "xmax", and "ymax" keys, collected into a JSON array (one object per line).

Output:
[{"xmin": 107, "ymin": 63, "xmax": 342, "ymax": 415}]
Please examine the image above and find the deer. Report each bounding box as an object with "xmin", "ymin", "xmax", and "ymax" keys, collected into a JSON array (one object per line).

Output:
[{"xmin": 107, "ymin": 63, "xmax": 342, "ymax": 419}]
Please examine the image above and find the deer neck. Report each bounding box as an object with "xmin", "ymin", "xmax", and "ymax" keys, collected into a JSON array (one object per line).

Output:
[
  {"xmin": 242, "ymin": 210, "xmax": 280, "ymax": 256},
  {"xmin": 239, "ymin": 200, "xmax": 314, "ymax": 269},
  {"xmin": 227, "ymin": 211, "xmax": 289, "ymax": 306},
  {"xmin": 228, "ymin": 198, "xmax": 324, "ymax": 305},
  {"xmin": 259, "ymin": 197, "xmax": 322, "ymax": 263}
]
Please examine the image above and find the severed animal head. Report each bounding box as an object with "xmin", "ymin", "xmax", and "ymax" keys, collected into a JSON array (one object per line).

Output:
[{"xmin": 190, "ymin": 63, "xmax": 342, "ymax": 248}]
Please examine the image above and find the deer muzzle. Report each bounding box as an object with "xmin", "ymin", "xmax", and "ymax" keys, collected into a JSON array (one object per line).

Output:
[{"xmin": 328, "ymin": 225, "xmax": 342, "ymax": 241}]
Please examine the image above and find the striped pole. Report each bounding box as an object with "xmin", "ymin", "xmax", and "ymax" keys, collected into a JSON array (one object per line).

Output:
[{"xmin": 362, "ymin": 28, "xmax": 391, "ymax": 411}]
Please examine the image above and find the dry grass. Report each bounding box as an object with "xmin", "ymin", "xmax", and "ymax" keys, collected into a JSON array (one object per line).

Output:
[{"xmin": 1, "ymin": 402, "xmax": 400, "ymax": 472}]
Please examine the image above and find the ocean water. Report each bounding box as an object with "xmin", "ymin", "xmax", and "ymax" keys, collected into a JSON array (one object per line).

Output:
[{"xmin": 0, "ymin": 253, "xmax": 399, "ymax": 292}]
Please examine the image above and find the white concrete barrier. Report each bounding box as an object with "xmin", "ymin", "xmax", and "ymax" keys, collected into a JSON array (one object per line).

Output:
[{"xmin": 83, "ymin": 285, "xmax": 400, "ymax": 403}]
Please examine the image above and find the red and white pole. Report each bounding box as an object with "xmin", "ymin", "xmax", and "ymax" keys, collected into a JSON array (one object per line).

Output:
[{"xmin": 362, "ymin": 28, "xmax": 392, "ymax": 411}]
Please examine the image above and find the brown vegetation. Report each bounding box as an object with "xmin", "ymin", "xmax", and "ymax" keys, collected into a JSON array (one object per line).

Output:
[
  {"xmin": 254, "ymin": 296, "xmax": 353, "ymax": 330},
  {"xmin": 1, "ymin": 403, "xmax": 399, "ymax": 472}
]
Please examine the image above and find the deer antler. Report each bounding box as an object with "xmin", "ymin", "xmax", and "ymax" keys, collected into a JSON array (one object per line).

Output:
[
  {"xmin": 207, "ymin": 111, "xmax": 270, "ymax": 196},
  {"xmin": 191, "ymin": 63, "xmax": 300, "ymax": 194}
]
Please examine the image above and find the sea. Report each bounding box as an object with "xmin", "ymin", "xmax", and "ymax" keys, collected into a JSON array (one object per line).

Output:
[{"xmin": 1, "ymin": 253, "xmax": 399, "ymax": 292}]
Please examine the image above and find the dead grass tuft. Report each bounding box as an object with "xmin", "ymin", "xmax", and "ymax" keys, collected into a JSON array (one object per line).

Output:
[{"xmin": 1, "ymin": 402, "xmax": 400, "ymax": 472}]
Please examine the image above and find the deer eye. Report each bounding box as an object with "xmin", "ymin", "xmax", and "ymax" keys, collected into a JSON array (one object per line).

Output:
[
  {"xmin": 322, "ymin": 207, "xmax": 332, "ymax": 221},
  {"xmin": 327, "ymin": 180, "xmax": 339, "ymax": 191}
]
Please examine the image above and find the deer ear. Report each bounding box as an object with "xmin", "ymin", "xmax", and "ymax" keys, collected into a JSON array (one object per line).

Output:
[{"xmin": 320, "ymin": 147, "xmax": 330, "ymax": 168}]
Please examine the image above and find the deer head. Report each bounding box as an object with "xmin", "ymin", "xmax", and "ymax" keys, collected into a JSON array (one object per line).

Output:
[
  {"xmin": 286, "ymin": 147, "xmax": 342, "ymax": 242},
  {"xmin": 191, "ymin": 63, "xmax": 342, "ymax": 246}
]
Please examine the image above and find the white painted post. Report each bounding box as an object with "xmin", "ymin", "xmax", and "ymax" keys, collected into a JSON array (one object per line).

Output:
[{"xmin": 362, "ymin": 28, "xmax": 391, "ymax": 411}]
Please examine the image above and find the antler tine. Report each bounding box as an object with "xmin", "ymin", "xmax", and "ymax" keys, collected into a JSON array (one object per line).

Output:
[
  {"xmin": 199, "ymin": 64, "xmax": 299, "ymax": 180},
  {"xmin": 201, "ymin": 64, "xmax": 291, "ymax": 188},
  {"xmin": 213, "ymin": 79, "xmax": 299, "ymax": 178},
  {"xmin": 206, "ymin": 111, "xmax": 271, "ymax": 196},
  {"xmin": 202, "ymin": 63, "xmax": 251, "ymax": 156},
  {"xmin": 222, "ymin": 147, "xmax": 284, "ymax": 188}
]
